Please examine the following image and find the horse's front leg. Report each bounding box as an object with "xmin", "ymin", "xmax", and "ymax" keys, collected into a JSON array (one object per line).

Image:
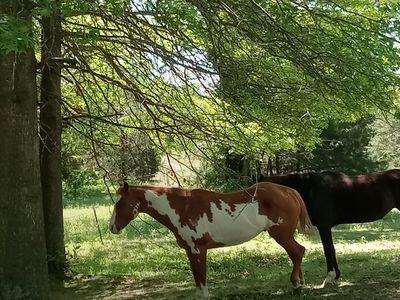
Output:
[
  {"xmin": 186, "ymin": 248, "xmax": 209, "ymax": 299},
  {"xmin": 318, "ymin": 226, "xmax": 341, "ymax": 287}
]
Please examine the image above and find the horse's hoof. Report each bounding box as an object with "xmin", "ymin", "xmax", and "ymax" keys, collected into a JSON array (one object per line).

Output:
[
  {"xmin": 292, "ymin": 286, "xmax": 302, "ymax": 296},
  {"xmin": 321, "ymin": 270, "xmax": 337, "ymax": 288}
]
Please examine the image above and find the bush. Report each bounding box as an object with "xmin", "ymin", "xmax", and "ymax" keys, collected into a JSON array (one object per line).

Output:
[{"xmin": 63, "ymin": 169, "xmax": 99, "ymax": 203}]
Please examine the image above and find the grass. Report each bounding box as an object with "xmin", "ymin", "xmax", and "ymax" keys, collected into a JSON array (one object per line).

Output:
[{"xmin": 55, "ymin": 194, "xmax": 400, "ymax": 299}]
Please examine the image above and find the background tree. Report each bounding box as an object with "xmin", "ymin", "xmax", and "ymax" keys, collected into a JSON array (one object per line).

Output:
[
  {"xmin": 136, "ymin": 0, "xmax": 399, "ymax": 186},
  {"xmin": 368, "ymin": 114, "xmax": 400, "ymax": 168},
  {"xmin": 57, "ymin": 0, "xmax": 399, "ymax": 191},
  {"xmin": 267, "ymin": 119, "xmax": 386, "ymax": 175},
  {"xmin": 0, "ymin": 1, "xmax": 49, "ymax": 298},
  {"xmin": 309, "ymin": 118, "xmax": 386, "ymax": 174}
]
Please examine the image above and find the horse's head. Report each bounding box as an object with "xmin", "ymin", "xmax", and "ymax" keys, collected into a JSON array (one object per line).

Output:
[{"xmin": 109, "ymin": 182, "xmax": 142, "ymax": 234}]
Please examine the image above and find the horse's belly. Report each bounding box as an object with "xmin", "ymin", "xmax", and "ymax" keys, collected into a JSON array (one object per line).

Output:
[
  {"xmin": 209, "ymin": 223, "xmax": 264, "ymax": 246},
  {"xmin": 176, "ymin": 202, "xmax": 278, "ymax": 252},
  {"xmin": 204, "ymin": 202, "xmax": 275, "ymax": 246}
]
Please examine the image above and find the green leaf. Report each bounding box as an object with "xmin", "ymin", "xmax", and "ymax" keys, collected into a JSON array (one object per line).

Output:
[{"xmin": 0, "ymin": 15, "xmax": 34, "ymax": 54}]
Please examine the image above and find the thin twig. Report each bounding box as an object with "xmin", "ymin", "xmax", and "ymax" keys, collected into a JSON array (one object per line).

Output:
[{"xmin": 93, "ymin": 206, "xmax": 104, "ymax": 245}]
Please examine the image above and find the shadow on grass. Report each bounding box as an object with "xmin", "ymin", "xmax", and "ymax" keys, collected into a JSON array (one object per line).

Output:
[{"xmin": 55, "ymin": 247, "xmax": 400, "ymax": 299}]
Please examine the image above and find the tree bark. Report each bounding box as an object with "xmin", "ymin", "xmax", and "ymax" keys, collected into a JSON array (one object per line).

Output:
[
  {"xmin": 0, "ymin": 1, "xmax": 50, "ymax": 298},
  {"xmin": 267, "ymin": 157, "xmax": 274, "ymax": 176},
  {"xmin": 275, "ymin": 153, "xmax": 281, "ymax": 175},
  {"xmin": 39, "ymin": 0, "xmax": 65, "ymax": 279}
]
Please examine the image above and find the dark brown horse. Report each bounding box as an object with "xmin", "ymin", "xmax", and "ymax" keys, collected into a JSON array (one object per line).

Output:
[
  {"xmin": 260, "ymin": 169, "xmax": 400, "ymax": 286},
  {"xmin": 109, "ymin": 182, "xmax": 312, "ymax": 298}
]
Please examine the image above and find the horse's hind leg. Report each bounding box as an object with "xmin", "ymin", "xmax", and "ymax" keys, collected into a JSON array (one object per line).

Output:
[
  {"xmin": 268, "ymin": 224, "xmax": 306, "ymax": 290},
  {"xmin": 186, "ymin": 248, "xmax": 209, "ymax": 299}
]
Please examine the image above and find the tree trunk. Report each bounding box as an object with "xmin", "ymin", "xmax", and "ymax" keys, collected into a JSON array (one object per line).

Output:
[
  {"xmin": 0, "ymin": 1, "xmax": 50, "ymax": 298},
  {"xmin": 275, "ymin": 153, "xmax": 281, "ymax": 175},
  {"xmin": 39, "ymin": 0, "xmax": 65, "ymax": 279},
  {"xmin": 267, "ymin": 157, "xmax": 274, "ymax": 176}
]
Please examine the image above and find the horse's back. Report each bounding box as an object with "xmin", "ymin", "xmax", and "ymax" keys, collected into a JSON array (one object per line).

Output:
[
  {"xmin": 254, "ymin": 182, "xmax": 302, "ymax": 202},
  {"xmin": 314, "ymin": 170, "xmax": 400, "ymax": 224}
]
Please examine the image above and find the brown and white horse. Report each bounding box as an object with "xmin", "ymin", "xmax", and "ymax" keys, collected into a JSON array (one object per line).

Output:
[{"xmin": 109, "ymin": 182, "xmax": 312, "ymax": 298}]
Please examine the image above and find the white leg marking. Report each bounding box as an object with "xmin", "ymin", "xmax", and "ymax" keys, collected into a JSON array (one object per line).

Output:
[
  {"xmin": 293, "ymin": 281, "xmax": 302, "ymax": 289},
  {"xmin": 195, "ymin": 284, "xmax": 209, "ymax": 299},
  {"xmin": 322, "ymin": 270, "xmax": 337, "ymax": 287}
]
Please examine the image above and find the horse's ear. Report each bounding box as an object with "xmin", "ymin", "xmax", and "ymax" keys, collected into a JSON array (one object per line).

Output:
[{"xmin": 123, "ymin": 181, "xmax": 129, "ymax": 193}]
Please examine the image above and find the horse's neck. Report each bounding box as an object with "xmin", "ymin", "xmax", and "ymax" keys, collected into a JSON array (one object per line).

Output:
[{"xmin": 141, "ymin": 189, "xmax": 187, "ymax": 233}]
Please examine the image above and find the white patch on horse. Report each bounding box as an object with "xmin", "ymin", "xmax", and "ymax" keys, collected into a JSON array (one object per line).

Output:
[
  {"xmin": 131, "ymin": 202, "xmax": 140, "ymax": 219},
  {"xmin": 322, "ymin": 270, "xmax": 337, "ymax": 287},
  {"xmin": 109, "ymin": 205, "xmax": 118, "ymax": 233},
  {"xmin": 144, "ymin": 191, "xmax": 279, "ymax": 254},
  {"xmin": 195, "ymin": 283, "xmax": 209, "ymax": 299},
  {"xmin": 219, "ymin": 201, "xmax": 233, "ymax": 215}
]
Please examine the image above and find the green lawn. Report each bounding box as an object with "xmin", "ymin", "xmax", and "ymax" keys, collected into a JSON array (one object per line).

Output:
[{"xmin": 56, "ymin": 195, "xmax": 400, "ymax": 299}]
